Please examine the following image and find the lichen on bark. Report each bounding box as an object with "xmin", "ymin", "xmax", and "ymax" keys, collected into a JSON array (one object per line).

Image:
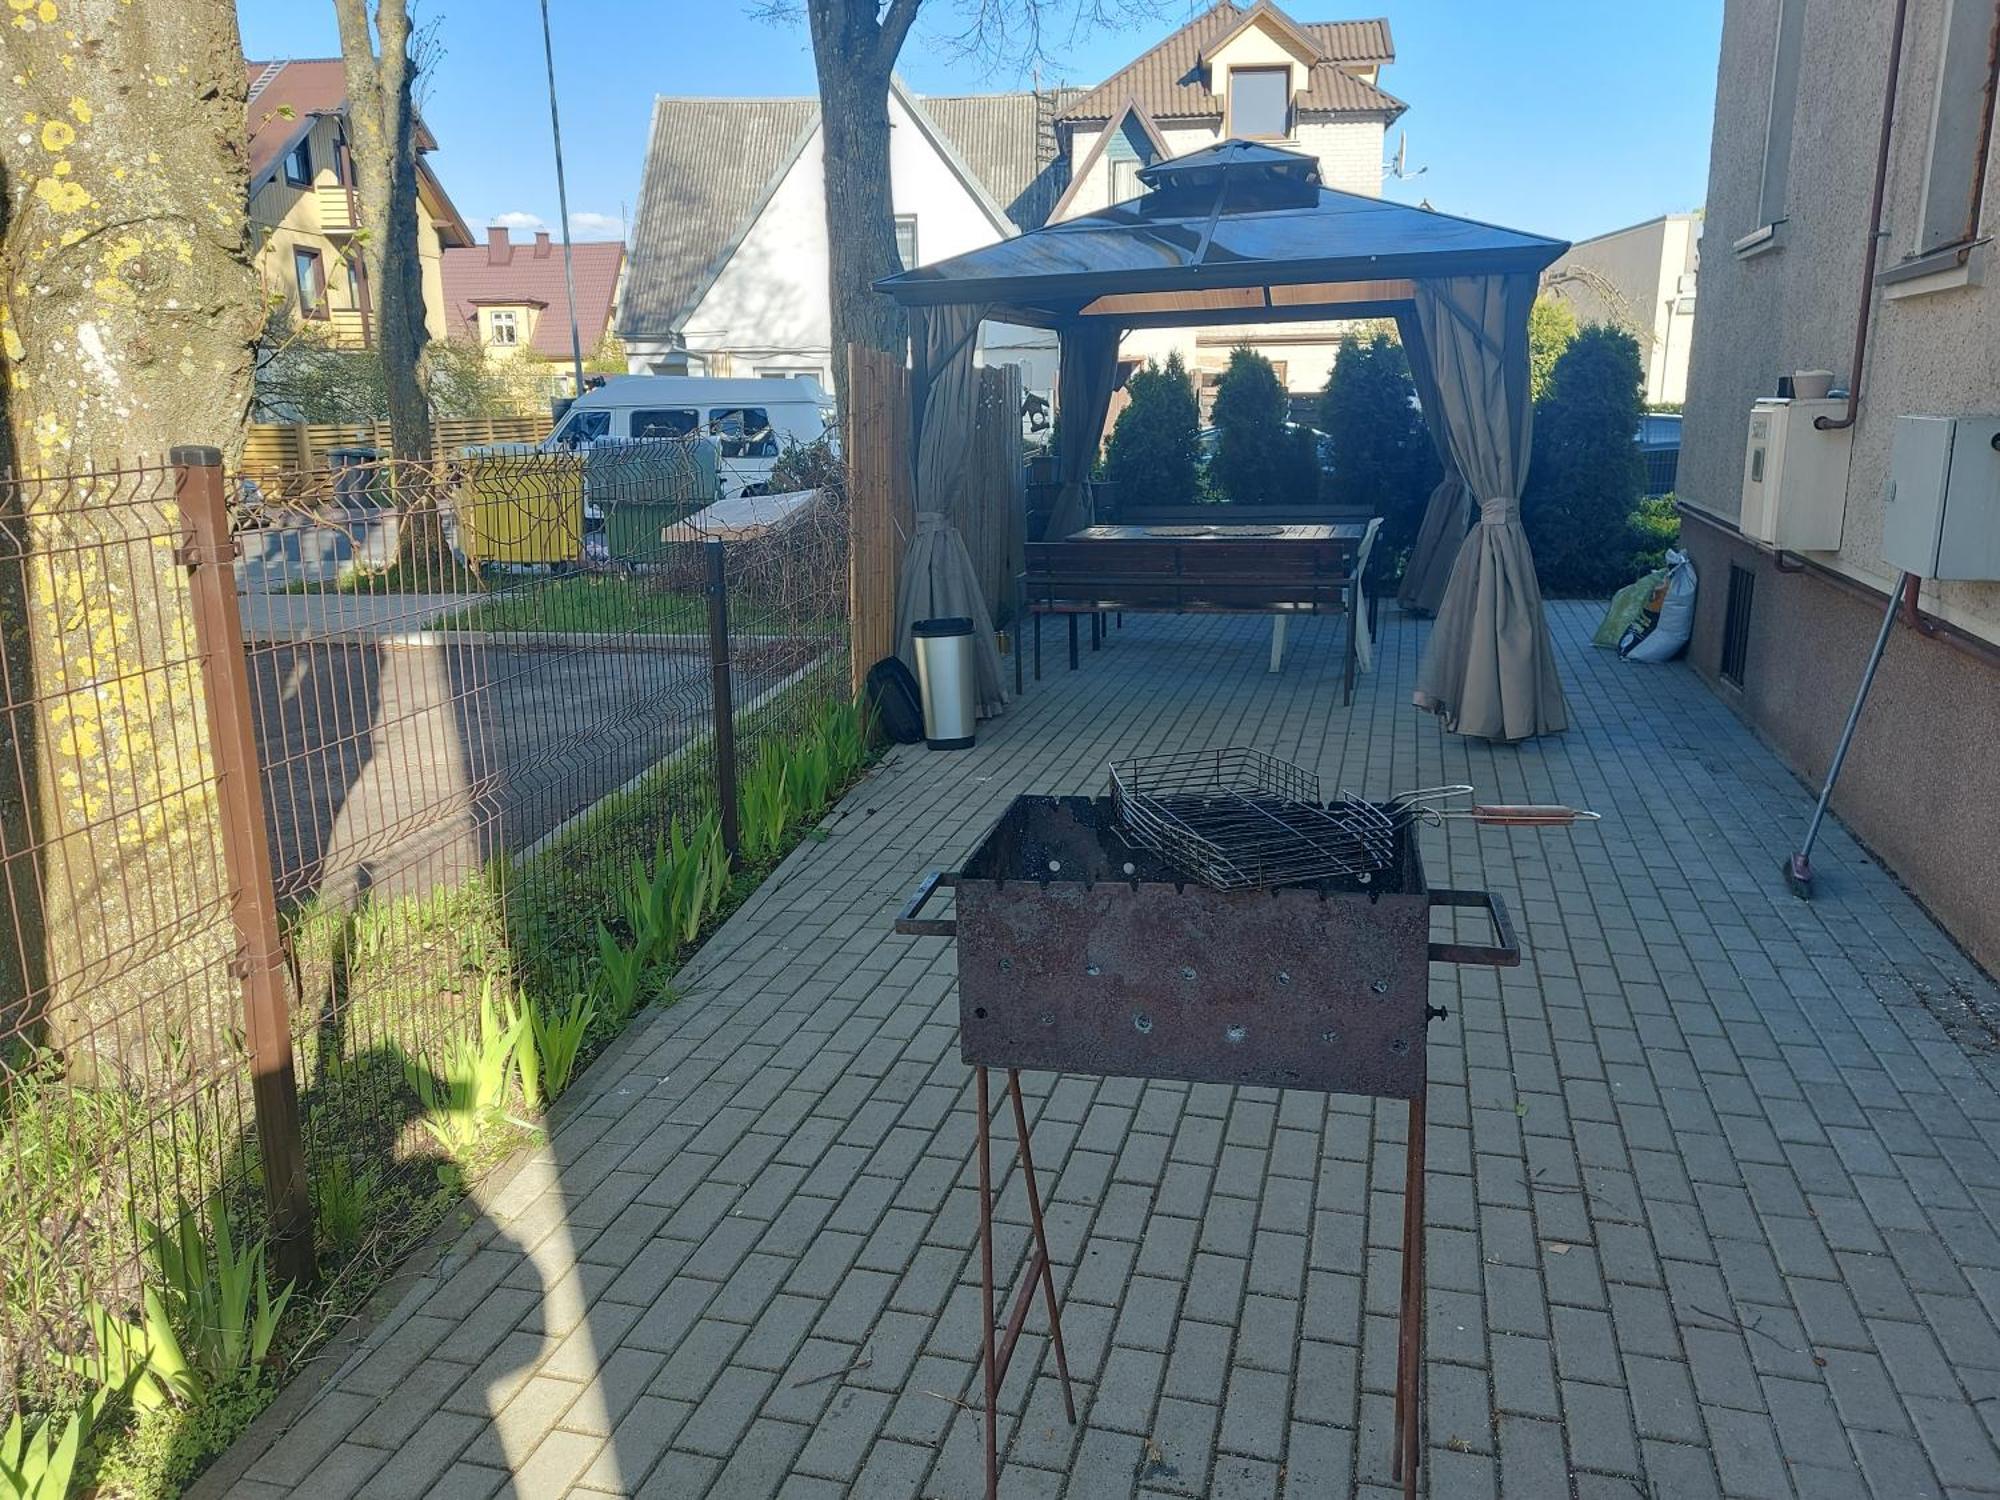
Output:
[{"xmin": 1, "ymin": 0, "xmax": 262, "ymax": 1084}]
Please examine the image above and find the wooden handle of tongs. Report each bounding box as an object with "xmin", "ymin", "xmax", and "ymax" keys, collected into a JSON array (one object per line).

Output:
[{"xmin": 1462, "ymin": 803, "xmax": 1600, "ymax": 826}]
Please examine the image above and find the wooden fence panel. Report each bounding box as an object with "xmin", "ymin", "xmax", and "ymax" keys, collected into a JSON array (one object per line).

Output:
[
  {"xmin": 846, "ymin": 345, "xmax": 912, "ymax": 696},
  {"xmin": 238, "ymin": 414, "xmax": 553, "ymax": 480}
]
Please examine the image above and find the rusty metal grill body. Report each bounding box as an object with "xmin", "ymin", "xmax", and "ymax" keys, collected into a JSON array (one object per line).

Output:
[
  {"xmin": 897, "ymin": 793, "xmax": 1520, "ymax": 1500},
  {"xmin": 957, "ymin": 794, "xmax": 1433, "ymax": 1096}
]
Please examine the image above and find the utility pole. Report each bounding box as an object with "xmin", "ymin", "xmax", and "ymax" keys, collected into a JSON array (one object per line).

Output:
[{"xmin": 539, "ymin": 0, "xmax": 586, "ymax": 399}]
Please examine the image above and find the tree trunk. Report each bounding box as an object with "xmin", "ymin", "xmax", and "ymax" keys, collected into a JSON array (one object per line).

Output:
[
  {"xmin": 334, "ymin": 0, "xmax": 433, "ymax": 464},
  {"xmin": 806, "ymin": 0, "xmax": 916, "ymax": 398},
  {"xmin": 0, "ymin": 0, "xmax": 261, "ymax": 1082},
  {"xmin": 813, "ymin": 61, "xmax": 906, "ymax": 390}
]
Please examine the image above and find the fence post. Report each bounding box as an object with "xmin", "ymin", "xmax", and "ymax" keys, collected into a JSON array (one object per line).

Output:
[
  {"xmin": 171, "ymin": 446, "xmax": 317, "ymax": 1287},
  {"xmin": 705, "ymin": 537, "xmax": 742, "ymax": 861},
  {"xmin": 845, "ymin": 344, "xmax": 912, "ymax": 696}
]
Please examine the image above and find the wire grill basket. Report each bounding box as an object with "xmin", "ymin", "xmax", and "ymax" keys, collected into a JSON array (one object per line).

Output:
[{"xmin": 1108, "ymin": 747, "xmax": 1396, "ymax": 889}]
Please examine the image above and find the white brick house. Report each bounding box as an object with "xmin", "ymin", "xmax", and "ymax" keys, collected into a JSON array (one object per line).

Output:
[{"xmin": 1051, "ymin": 1, "xmax": 1405, "ymax": 408}]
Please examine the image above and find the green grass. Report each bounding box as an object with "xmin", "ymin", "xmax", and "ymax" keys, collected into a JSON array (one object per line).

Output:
[
  {"xmin": 1, "ymin": 676, "xmax": 874, "ymax": 1496},
  {"xmin": 437, "ymin": 572, "xmax": 807, "ymax": 636},
  {"xmin": 278, "ymin": 557, "xmax": 486, "ymax": 596}
]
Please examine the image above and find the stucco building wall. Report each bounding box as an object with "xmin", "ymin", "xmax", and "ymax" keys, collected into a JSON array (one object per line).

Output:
[
  {"xmin": 1678, "ymin": 0, "xmax": 2000, "ymax": 970},
  {"xmin": 1545, "ymin": 214, "xmax": 1699, "ymax": 406}
]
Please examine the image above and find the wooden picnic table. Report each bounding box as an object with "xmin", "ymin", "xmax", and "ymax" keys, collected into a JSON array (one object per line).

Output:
[{"xmin": 1019, "ymin": 519, "xmax": 1379, "ymax": 702}]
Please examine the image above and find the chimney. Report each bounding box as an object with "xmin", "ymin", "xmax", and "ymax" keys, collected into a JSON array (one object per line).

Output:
[
  {"xmin": 486, "ymin": 225, "xmax": 512, "ymax": 266},
  {"xmin": 533, "ymin": 230, "xmax": 552, "ymax": 259}
]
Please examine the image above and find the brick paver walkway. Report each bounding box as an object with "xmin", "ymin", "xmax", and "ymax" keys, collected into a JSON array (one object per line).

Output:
[{"xmin": 213, "ymin": 605, "xmax": 2000, "ymax": 1499}]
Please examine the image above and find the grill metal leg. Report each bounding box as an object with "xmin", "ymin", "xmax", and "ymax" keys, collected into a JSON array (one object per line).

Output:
[
  {"xmin": 1009, "ymin": 1069, "xmax": 1076, "ymax": 1421},
  {"xmin": 1068, "ymin": 614, "xmax": 1079, "ymax": 670},
  {"xmin": 977, "ymin": 1068, "xmax": 999, "ymax": 1500},
  {"xmin": 1391, "ymin": 1091, "xmax": 1427, "ymax": 1498},
  {"xmin": 1034, "ymin": 612, "xmax": 1042, "ymax": 681},
  {"xmin": 972, "ymin": 1066, "xmax": 1074, "ymax": 1500}
]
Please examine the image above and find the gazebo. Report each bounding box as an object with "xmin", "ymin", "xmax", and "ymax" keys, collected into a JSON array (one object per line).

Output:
[{"xmin": 875, "ymin": 139, "xmax": 1573, "ymax": 743}]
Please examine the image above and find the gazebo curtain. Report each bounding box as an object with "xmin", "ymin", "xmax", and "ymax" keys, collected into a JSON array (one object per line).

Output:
[
  {"xmin": 1408, "ymin": 273, "xmax": 1567, "ymax": 741},
  {"xmin": 1045, "ymin": 321, "xmax": 1123, "ymax": 539},
  {"xmin": 897, "ymin": 303, "xmax": 1009, "ymax": 717},
  {"xmin": 1394, "ymin": 308, "xmax": 1470, "ymax": 617}
]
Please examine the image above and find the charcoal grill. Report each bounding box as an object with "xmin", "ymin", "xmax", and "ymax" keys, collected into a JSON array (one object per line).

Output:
[{"xmin": 896, "ymin": 794, "xmax": 1520, "ymax": 1500}]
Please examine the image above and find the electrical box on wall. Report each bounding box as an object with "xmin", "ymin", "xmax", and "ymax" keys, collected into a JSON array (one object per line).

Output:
[
  {"xmin": 1739, "ymin": 397, "xmax": 1853, "ymax": 551},
  {"xmin": 1883, "ymin": 415, "xmax": 2000, "ymax": 580}
]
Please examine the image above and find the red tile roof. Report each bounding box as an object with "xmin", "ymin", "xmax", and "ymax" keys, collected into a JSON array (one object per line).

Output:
[
  {"xmin": 442, "ymin": 229, "xmax": 625, "ymax": 357},
  {"xmin": 243, "ymin": 59, "xmax": 468, "ymax": 244},
  {"xmin": 246, "ymin": 59, "xmax": 348, "ymax": 186},
  {"xmin": 1057, "ymin": 3, "xmax": 1401, "ymax": 124}
]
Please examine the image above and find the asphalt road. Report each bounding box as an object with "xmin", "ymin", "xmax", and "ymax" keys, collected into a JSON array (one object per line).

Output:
[{"xmin": 250, "ymin": 636, "xmax": 720, "ymax": 908}]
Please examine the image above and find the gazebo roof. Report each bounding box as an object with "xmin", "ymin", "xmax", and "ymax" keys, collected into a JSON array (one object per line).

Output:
[{"xmin": 875, "ymin": 139, "xmax": 1569, "ymax": 330}]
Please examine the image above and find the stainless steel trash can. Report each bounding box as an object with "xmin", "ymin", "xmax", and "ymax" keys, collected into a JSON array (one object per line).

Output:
[{"xmin": 911, "ymin": 617, "xmax": 977, "ymax": 750}]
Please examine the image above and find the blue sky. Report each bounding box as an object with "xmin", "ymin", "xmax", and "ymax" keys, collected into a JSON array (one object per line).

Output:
[{"xmin": 236, "ymin": 1, "xmax": 1723, "ymax": 245}]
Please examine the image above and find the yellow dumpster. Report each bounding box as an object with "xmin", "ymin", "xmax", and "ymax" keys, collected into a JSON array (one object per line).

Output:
[{"xmin": 456, "ymin": 451, "xmax": 584, "ymax": 566}]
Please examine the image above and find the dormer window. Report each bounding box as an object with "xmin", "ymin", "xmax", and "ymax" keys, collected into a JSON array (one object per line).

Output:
[
  {"xmin": 284, "ymin": 138, "xmax": 313, "ymax": 187},
  {"xmin": 1229, "ymin": 67, "xmax": 1291, "ymax": 139}
]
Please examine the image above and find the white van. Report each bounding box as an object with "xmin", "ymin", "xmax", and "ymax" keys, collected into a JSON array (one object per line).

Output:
[{"xmin": 544, "ymin": 376, "xmax": 836, "ymax": 499}]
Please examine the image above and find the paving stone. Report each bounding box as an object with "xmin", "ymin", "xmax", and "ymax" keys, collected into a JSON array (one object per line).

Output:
[
  {"xmin": 1627, "ymin": 1354, "xmax": 1705, "ymax": 1444},
  {"xmin": 1491, "ymin": 1333, "xmax": 1560, "ymax": 1420},
  {"xmin": 1219, "ymin": 1365, "xmax": 1290, "ymax": 1462},
  {"xmin": 361, "ymin": 1410, "xmax": 483, "ymax": 1499},
  {"xmin": 1562, "ymin": 1379, "xmax": 1640, "ymax": 1475},
  {"xmin": 793, "ymin": 1386, "xmax": 893, "ymax": 1483},
  {"xmin": 205, "ymin": 609, "xmax": 2000, "ymax": 1500}
]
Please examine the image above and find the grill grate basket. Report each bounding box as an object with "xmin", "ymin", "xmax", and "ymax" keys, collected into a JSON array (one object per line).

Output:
[{"xmin": 1108, "ymin": 747, "xmax": 1395, "ymax": 889}]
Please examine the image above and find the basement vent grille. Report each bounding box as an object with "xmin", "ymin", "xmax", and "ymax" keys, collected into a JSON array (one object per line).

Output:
[{"xmin": 1721, "ymin": 564, "xmax": 1755, "ymax": 687}]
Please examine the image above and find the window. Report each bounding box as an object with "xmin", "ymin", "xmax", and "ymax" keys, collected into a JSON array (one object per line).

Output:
[
  {"xmin": 629, "ymin": 408, "xmax": 699, "ymax": 439},
  {"xmin": 551, "ymin": 409, "xmax": 610, "ymax": 450},
  {"xmin": 707, "ymin": 407, "xmax": 776, "ymax": 458},
  {"xmin": 894, "ymin": 214, "xmax": 919, "ymax": 272},
  {"xmin": 1230, "ymin": 67, "xmax": 1291, "ymax": 138},
  {"xmin": 488, "ymin": 309, "xmax": 518, "ymax": 346},
  {"xmin": 1110, "ymin": 157, "xmax": 1142, "ymax": 203},
  {"xmin": 1914, "ymin": 0, "xmax": 2000, "ymax": 256},
  {"xmin": 1744, "ymin": 0, "xmax": 1807, "ymax": 246},
  {"xmin": 284, "ymin": 138, "xmax": 313, "ymax": 187},
  {"xmin": 293, "ymin": 247, "xmax": 325, "ymax": 316}
]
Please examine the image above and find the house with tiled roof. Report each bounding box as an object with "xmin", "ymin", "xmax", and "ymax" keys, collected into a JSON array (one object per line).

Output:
[
  {"xmin": 619, "ymin": 0, "xmax": 1401, "ymax": 407},
  {"xmin": 1052, "ymin": 0, "xmax": 1406, "ymax": 410},
  {"xmin": 442, "ymin": 228, "xmax": 625, "ymax": 366},
  {"xmin": 245, "ymin": 59, "xmax": 473, "ymax": 350},
  {"xmin": 619, "ymin": 77, "xmax": 1076, "ymax": 392}
]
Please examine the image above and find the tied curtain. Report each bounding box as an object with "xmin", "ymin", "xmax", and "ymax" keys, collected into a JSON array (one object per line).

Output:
[
  {"xmin": 1044, "ymin": 321, "xmax": 1122, "ymax": 540},
  {"xmin": 1394, "ymin": 308, "xmax": 1470, "ymax": 617},
  {"xmin": 1409, "ymin": 273, "xmax": 1568, "ymax": 741},
  {"xmin": 896, "ymin": 303, "xmax": 1009, "ymax": 718}
]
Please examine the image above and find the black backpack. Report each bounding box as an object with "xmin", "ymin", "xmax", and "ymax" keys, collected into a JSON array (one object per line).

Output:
[{"xmin": 865, "ymin": 656, "xmax": 925, "ymax": 745}]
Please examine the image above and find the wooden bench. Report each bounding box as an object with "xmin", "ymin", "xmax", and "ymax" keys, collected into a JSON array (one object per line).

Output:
[{"xmin": 1018, "ymin": 524, "xmax": 1377, "ymax": 704}]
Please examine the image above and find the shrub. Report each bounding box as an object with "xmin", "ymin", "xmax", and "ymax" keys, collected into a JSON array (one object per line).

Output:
[
  {"xmin": 1317, "ymin": 333, "xmax": 1440, "ymax": 583},
  {"xmin": 1208, "ymin": 348, "xmax": 1312, "ymax": 506},
  {"xmin": 1631, "ymin": 493, "xmax": 1682, "ymax": 572},
  {"xmin": 769, "ymin": 433, "xmax": 845, "ymax": 497},
  {"xmin": 1528, "ymin": 295, "xmax": 1578, "ymax": 403},
  {"xmin": 1103, "ymin": 351, "xmax": 1200, "ymax": 507},
  {"xmin": 1522, "ymin": 325, "xmax": 1648, "ymax": 597}
]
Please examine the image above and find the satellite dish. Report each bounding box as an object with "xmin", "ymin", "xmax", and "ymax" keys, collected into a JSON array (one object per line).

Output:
[{"xmin": 1385, "ymin": 131, "xmax": 1428, "ymax": 181}]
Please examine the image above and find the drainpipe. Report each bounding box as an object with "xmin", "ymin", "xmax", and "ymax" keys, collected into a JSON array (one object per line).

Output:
[
  {"xmin": 1815, "ymin": 0, "xmax": 1911, "ymax": 435},
  {"xmin": 1812, "ymin": 0, "xmax": 1936, "ymax": 638}
]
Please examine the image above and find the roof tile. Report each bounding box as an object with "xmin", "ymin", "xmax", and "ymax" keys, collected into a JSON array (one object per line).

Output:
[
  {"xmin": 441, "ymin": 236, "xmax": 625, "ymax": 357},
  {"xmin": 1056, "ymin": 3, "xmax": 1401, "ymax": 125}
]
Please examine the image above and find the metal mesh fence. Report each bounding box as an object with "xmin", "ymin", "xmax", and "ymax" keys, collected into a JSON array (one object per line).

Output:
[{"xmin": 0, "ymin": 440, "xmax": 849, "ymax": 1408}]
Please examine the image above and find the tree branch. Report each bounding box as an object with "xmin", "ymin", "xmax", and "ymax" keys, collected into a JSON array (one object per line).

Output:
[{"xmin": 879, "ymin": 0, "xmax": 925, "ymax": 58}]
